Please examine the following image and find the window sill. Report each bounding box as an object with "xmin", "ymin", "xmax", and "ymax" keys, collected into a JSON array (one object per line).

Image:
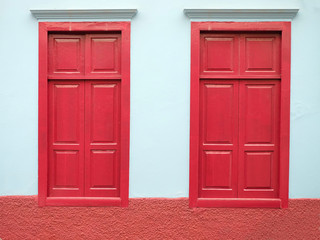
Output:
[
  {"xmin": 195, "ymin": 198, "xmax": 282, "ymax": 208},
  {"xmin": 39, "ymin": 197, "xmax": 124, "ymax": 207}
]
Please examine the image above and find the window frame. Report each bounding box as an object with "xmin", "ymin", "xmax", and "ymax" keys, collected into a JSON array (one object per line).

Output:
[
  {"xmin": 38, "ymin": 22, "xmax": 130, "ymax": 207},
  {"xmin": 189, "ymin": 22, "xmax": 291, "ymax": 208}
]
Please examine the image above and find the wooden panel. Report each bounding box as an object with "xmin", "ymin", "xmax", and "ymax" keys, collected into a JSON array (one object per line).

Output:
[
  {"xmin": 242, "ymin": 84, "xmax": 276, "ymax": 144},
  {"xmin": 39, "ymin": 23, "xmax": 131, "ymax": 207},
  {"xmin": 238, "ymin": 80, "xmax": 280, "ymax": 198},
  {"xmin": 189, "ymin": 22, "xmax": 291, "ymax": 208},
  {"xmin": 201, "ymin": 34, "xmax": 239, "ymax": 76},
  {"xmin": 88, "ymin": 82, "xmax": 119, "ymax": 144},
  {"xmin": 87, "ymin": 34, "xmax": 120, "ymax": 75},
  {"xmin": 48, "ymin": 81, "xmax": 85, "ymax": 197},
  {"xmin": 89, "ymin": 150, "xmax": 117, "ymax": 188},
  {"xmin": 85, "ymin": 81, "xmax": 120, "ymax": 197},
  {"xmin": 53, "ymin": 150, "xmax": 80, "ymax": 188},
  {"xmin": 49, "ymin": 35, "xmax": 85, "ymax": 75},
  {"xmin": 199, "ymin": 80, "xmax": 238, "ymax": 198},
  {"xmin": 245, "ymin": 152, "xmax": 272, "ymax": 188},
  {"xmin": 202, "ymin": 83, "xmax": 236, "ymax": 144},
  {"xmin": 241, "ymin": 34, "xmax": 280, "ymax": 76},
  {"xmin": 51, "ymin": 83, "xmax": 82, "ymax": 143},
  {"xmin": 203, "ymin": 151, "xmax": 232, "ymax": 188}
]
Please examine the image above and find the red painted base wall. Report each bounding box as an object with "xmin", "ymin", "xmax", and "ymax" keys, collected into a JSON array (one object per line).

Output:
[{"xmin": 0, "ymin": 196, "xmax": 319, "ymax": 239}]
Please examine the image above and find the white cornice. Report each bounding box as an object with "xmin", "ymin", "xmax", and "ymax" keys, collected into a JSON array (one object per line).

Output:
[
  {"xmin": 184, "ymin": 9, "xmax": 299, "ymax": 21},
  {"xmin": 30, "ymin": 9, "xmax": 137, "ymax": 21}
]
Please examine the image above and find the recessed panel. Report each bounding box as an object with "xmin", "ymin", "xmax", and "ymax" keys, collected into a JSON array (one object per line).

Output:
[
  {"xmin": 204, "ymin": 151, "xmax": 232, "ymax": 188},
  {"xmin": 49, "ymin": 35, "xmax": 84, "ymax": 74},
  {"xmin": 90, "ymin": 38, "xmax": 118, "ymax": 73},
  {"xmin": 243, "ymin": 35, "xmax": 280, "ymax": 75},
  {"xmin": 90, "ymin": 150, "xmax": 116, "ymax": 188},
  {"xmin": 245, "ymin": 152, "xmax": 272, "ymax": 189},
  {"xmin": 89, "ymin": 83, "xmax": 119, "ymax": 143},
  {"xmin": 53, "ymin": 151, "xmax": 80, "ymax": 188},
  {"xmin": 203, "ymin": 83, "xmax": 235, "ymax": 144},
  {"xmin": 88, "ymin": 35, "xmax": 120, "ymax": 75},
  {"xmin": 53, "ymin": 84, "xmax": 81, "ymax": 143},
  {"xmin": 243, "ymin": 84, "xmax": 275, "ymax": 144},
  {"xmin": 201, "ymin": 35, "xmax": 238, "ymax": 75}
]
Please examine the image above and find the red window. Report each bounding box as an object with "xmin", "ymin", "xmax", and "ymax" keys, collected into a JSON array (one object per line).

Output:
[
  {"xmin": 38, "ymin": 22, "xmax": 130, "ymax": 206},
  {"xmin": 189, "ymin": 22, "xmax": 291, "ymax": 208}
]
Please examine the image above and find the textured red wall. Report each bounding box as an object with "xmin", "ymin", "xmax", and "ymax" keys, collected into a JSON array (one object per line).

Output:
[{"xmin": 0, "ymin": 196, "xmax": 319, "ymax": 239}]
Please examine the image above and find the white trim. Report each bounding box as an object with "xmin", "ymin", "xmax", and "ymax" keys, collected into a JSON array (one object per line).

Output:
[
  {"xmin": 30, "ymin": 9, "xmax": 137, "ymax": 21},
  {"xmin": 184, "ymin": 9, "xmax": 299, "ymax": 21}
]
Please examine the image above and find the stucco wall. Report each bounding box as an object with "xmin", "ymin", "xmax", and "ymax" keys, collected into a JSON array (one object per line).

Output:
[
  {"xmin": 1, "ymin": 197, "xmax": 320, "ymax": 239},
  {"xmin": 0, "ymin": 0, "xmax": 320, "ymax": 198}
]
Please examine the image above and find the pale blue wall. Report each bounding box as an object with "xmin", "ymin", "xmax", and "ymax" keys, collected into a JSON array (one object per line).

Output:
[{"xmin": 0, "ymin": 0, "xmax": 319, "ymax": 198}]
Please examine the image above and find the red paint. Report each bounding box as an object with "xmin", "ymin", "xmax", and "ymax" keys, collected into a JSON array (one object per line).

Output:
[
  {"xmin": 0, "ymin": 196, "xmax": 319, "ymax": 239},
  {"xmin": 199, "ymin": 80, "xmax": 280, "ymax": 200},
  {"xmin": 84, "ymin": 81, "xmax": 121, "ymax": 198},
  {"xmin": 240, "ymin": 33, "xmax": 281, "ymax": 76},
  {"xmin": 190, "ymin": 22, "xmax": 291, "ymax": 208},
  {"xmin": 199, "ymin": 80, "xmax": 239, "ymax": 198},
  {"xmin": 86, "ymin": 34, "xmax": 121, "ymax": 76},
  {"xmin": 238, "ymin": 80, "xmax": 280, "ymax": 199},
  {"xmin": 200, "ymin": 33, "xmax": 239, "ymax": 76},
  {"xmin": 48, "ymin": 34, "xmax": 85, "ymax": 75},
  {"xmin": 39, "ymin": 22, "xmax": 130, "ymax": 207},
  {"xmin": 48, "ymin": 81, "xmax": 85, "ymax": 197}
]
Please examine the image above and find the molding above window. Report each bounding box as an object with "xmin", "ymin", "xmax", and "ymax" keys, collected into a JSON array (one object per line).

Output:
[
  {"xmin": 30, "ymin": 9, "xmax": 137, "ymax": 21},
  {"xmin": 184, "ymin": 9, "xmax": 299, "ymax": 21}
]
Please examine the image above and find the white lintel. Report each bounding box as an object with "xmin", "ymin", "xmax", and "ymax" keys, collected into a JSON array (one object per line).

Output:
[
  {"xmin": 30, "ymin": 9, "xmax": 137, "ymax": 21},
  {"xmin": 184, "ymin": 9, "xmax": 299, "ymax": 21}
]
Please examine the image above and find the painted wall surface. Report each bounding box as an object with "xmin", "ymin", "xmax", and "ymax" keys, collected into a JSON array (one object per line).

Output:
[
  {"xmin": 0, "ymin": 0, "xmax": 319, "ymax": 198},
  {"xmin": 1, "ymin": 197, "xmax": 320, "ymax": 239}
]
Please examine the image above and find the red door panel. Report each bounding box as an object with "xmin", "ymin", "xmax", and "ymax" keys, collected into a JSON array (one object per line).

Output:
[
  {"xmin": 241, "ymin": 83, "xmax": 277, "ymax": 144},
  {"xmin": 199, "ymin": 80, "xmax": 238, "ymax": 198},
  {"xmin": 203, "ymin": 151, "xmax": 233, "ymax": 188},
  {"xmin": 244, "ymin": 152, "xmax": 273, "ymax": 189},
  {"xmin": 53, "ymin": 150, "xmax": 80, "ymax": 188},
  {"xmin": 84, "ymin": 81, "xmax": 120, "ymax": 197},
  {"xmin": 199, "ymin": 80, "xmax": 280, "ymax": 199},
  {"xmin": 200, "ymin": 34, "xmax": 239, "ymax": 76},
  {"xmin": 197, "ymin": 32, "xmax": 281, "ymax": 202},
  {"xmin": 40, "ymin": 23, "xmax": 130, "ymax": 207},
  {"xmin": 48, "ymin": 81, "xmax": 85, "ymax": 197},
  {"xmin": 190, "ymin": 23, "xmax": 290, "ymax": 208},
  {"xmin": 202, "ymin": 82, "xmax": 237, "ymax": 144},
  {"xmin": 51, "ymin": 83, "xmax": 82, "ymax": 143},
  {"xmin": 48, "ymin": 35, "xmax": 85, "ymax": 76},
  {"xmin": 87, "ymin": 82, "xmax": 119, "ymax": 143},
  {"xmin": 238, "ymin": 80, "xmax": 280, "ymax": 198},
  {"xmin": 46, "ymin": 31, "xmax": 125, "ymax": 203},
  {"xmin": 86, "ymin": 34, "xmax": 121, "ymax": 75},
  {"xmin": 89, "ymin": 150, "xmax": 117, "ymax": 188},
  {"xmin": 240, "ymin": 34, "xmax": 280, "ymax": 76}
]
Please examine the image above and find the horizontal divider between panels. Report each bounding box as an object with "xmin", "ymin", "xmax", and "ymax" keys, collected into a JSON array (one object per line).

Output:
[
  {"xmin": 48, "ymin": 75, "xmax": 122, "ymax": 80},
  {"xmin": 200, "ymin": 75, "xmax": 281, "ymax": 80}
]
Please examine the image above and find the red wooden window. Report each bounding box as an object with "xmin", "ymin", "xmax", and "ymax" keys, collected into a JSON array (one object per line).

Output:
[
  {"xmin": 38, "ymin": 22, "xmax": 130, "ymax": 207},
  {"xmin": 190, "ymin": 22, "xmax": 291, "ymax": 208}
]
